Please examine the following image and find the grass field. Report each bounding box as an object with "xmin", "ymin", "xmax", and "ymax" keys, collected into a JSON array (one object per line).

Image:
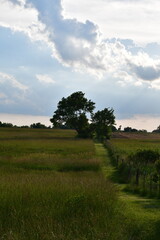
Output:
[
  {"xmin": 1, "ymin": 128, "xmax": 160, "ymax": 239},
  {"xmin": 0, "ymin": 128, "xmax": 134, "ymax": 240}
]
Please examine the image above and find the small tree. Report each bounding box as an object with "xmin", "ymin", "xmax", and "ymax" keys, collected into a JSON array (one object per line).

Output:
[
  {"xmin": 50, "ymin": 92, "xmax": 95, "ymax": 138},
  {"xmin": 91, "ymin": 108, "xmax": 115, "ymax": 140}
]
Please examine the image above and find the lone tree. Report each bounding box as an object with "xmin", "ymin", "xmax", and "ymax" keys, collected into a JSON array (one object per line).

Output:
[
  {"xmin": 50, "ymin": 91, "xmax": 116, "ymax": 139},
  {"xmin": 50, "ymin": 91, "xmax": 95, "ymax": 138},
  {"xmin": 91, "ymin": 108, "xmax": 115, "ymax": 140}
]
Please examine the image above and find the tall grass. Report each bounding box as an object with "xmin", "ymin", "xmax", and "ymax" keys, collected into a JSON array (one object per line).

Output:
[
  {"xmin": 0, "ymin": 128, "xmax": 155, "ymax": 239},
  {"xmin": 0, "ymin": 171, "xmax": 124, "ymax": 240},
  {"xmin": 0, "ymin": 128, "xmax": 130, "ymax": 240}
]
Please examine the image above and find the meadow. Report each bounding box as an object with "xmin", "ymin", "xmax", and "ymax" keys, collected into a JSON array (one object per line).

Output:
[
  {"xmin": 1, "ymin": 128, "xmax": 160, "ymax": 239},
  {"xmin": 0, "ymin": 128, "xmax": 137, "ymax": 240}
]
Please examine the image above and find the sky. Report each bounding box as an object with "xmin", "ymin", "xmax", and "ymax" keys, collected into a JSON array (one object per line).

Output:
[{"xmin": 0, "ymin": 0, "xmax": 160, "ymax": 131}]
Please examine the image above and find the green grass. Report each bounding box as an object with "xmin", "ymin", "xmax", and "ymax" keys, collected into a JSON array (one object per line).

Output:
[
  {"xmin": 0, "ymin": 128, "xmax": 76, "ymax": 140},
  {"xmin": 1, "ymin": 128, "xmax": 160, "ymax": 239},
  {"xmin": 100, "ymin": 141, "xmax": 160, "ymax": 240},
  {"xmin": 0, "ymin": 171, "xmax": 119, "ymax": 240},
  {"xmin": 0, "ymin": 128, "xmax": 130, "ymax": 240},
  {"xmin": 110, "ymin": 138, "xmax": 160, "ymax": 156}
]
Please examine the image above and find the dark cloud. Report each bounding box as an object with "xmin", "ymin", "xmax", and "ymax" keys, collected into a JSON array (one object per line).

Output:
[{"xmin": 129, "ymin": 64, "xmax": 160, "ymax": 81}]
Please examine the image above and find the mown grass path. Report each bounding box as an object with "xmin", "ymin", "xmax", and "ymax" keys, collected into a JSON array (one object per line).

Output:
[{"xmin": 95, "ymin": 142, "xmax": 160, "ymax": 240}]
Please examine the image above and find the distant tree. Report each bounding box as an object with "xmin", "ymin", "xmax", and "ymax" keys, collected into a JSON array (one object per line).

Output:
[
  {"xmin": 139, "ymin": 129, "xmax": 147, "ymax": 133},
  {"xmin": 30, "ymin": 122, "xmax": 47, "ymax": 129},
  {"xmin": 50, "ymin": 92, "xmax": 95, "ymax": 138},
  {"xmin": 91, "ymin": 108, "xmax": 115, "ymax": 140},
  {"xmin": 152, "ymin": 125, "xmax": 160, "ymax": 133},
  {"xmin": 124, "ymin": 127, "xmax": 138, "ymax": 132},
  {"xmin": 0, "ymin": 121, "xmax": 13, "ymax": 128}
]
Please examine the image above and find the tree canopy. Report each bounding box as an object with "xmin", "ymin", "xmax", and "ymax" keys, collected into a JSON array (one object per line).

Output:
[
  {"xmin": 92, "ymin": 108, "xmax": 115, "ymax": 140},
  {"xmin": 50, "ymin": 91, "xmax": 95, "ymax": 137},
  {"xmin": 50, "ymin": 91, "xmax": 116, "ymax": 139}
]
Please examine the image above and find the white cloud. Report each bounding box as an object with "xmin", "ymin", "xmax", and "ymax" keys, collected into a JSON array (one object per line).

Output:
[
  {"xmin": 1, "ymin": 0, "xmax": 160, "ymax": 88},
  {"xmin": 150, "ymin": 79, "xmax": 160, "ymax": 90},
  {"xmin": 0, "ymin": 0, "xmax": 37, "ymax": 30},
  {"xmin": 63, "ymin": 0, "xmax": 160, "ymax": 44},
  {"xmin": 0, "ymin": 72, "xmax": 28, "ymax": 90},
  {"xmin": 36, "ymin": 74, "xmax": 55, "ymax": 84},
  {"xmin": 0, "ymin": 0, "xmax": 50, "ymax": 44}
]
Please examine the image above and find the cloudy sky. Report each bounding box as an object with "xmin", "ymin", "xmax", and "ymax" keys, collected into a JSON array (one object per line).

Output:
[{"xmin": 0, "ymin": 0, "xmax": 160, "ymax": 131}]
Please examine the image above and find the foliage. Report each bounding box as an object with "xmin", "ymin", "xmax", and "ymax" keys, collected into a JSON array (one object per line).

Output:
[
  {"xmin": 30, "ymin": 122, "xmax": 49, "ymax": 129},
  {"xmin": 92, "ymin": 108, "xmax": 115, "ymax": 140},
  {"xmin": 50, "ymin": 91, "xmax": 95, "ymax": 138},
  {"xmin": 50, "ymin": 91, "xmax": 116, "ymax": 139},
  {"xmin": 0, "ymin": 121, "xmax": 13, "ymax": 128},
  {"xmin": 123, "ymin": 127, "xmax": 147, "ymax": 133},
  {"xmin": 107, "ymin": 137, "xmax": 160, "ymax": 196},
  {"xmin": 124, "ymin": 127, "xmax": 138, "ymax": 132},
  {"xmin": 152, "ymin": 125, "xmax": 160, "ymax": 133}
]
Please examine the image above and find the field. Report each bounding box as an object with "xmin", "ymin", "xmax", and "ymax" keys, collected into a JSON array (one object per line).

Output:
[
  {"xmin": 0, "ymin": 128, "xmax": 134, "ymax": 240},
  {"xmin": 1, "ymin": 128, "xmax": 160, "ymax": 239}
]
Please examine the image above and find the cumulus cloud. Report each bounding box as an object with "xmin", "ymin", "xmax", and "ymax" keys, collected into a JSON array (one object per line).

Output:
[
  {"xmin": 36, "ymin": 74, "xmax": 55, "ymax": 84},
  {"xmin": 26, "ymin": 0, "xmax": 103, "ymax": 77},
  {"xmin": 2, "ymin": 0, "xmax": 160, "ymax": 87},
  {"xmin": 0, "ymin": 0, "xmax": 50, "ymax": 44},
  {"xmin": 63, "ymin": 0, "xmax": 160, "ymax": 43}
]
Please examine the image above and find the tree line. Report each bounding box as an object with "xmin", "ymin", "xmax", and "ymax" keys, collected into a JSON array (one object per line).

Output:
[{"xmin": 0, "ymin": 121, "xmax": 50, "ymax": 129}]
